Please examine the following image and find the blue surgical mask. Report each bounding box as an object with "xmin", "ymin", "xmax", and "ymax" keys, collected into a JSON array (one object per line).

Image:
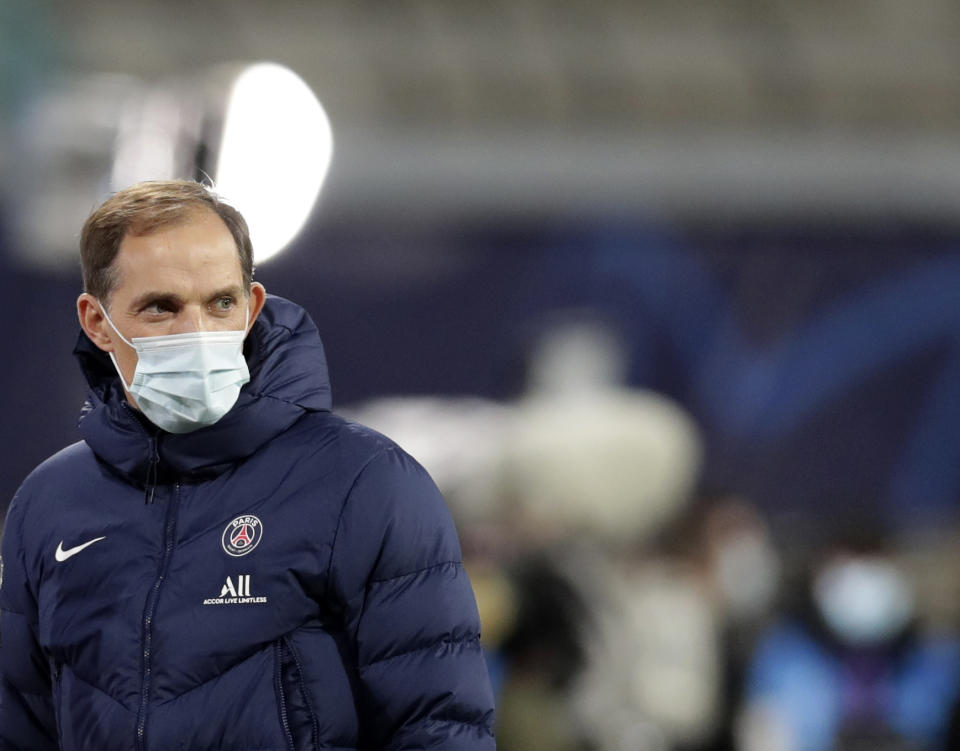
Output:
[
  {"xmin": 100, "ymin": 303, "xmax": 251, "ymax": 434},
  {"xmin": 813, "ymin": 558, "xmax": 914, "ymax": 646}
]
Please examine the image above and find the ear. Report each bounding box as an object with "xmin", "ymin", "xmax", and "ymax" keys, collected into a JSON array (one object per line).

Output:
[
  {"xmin": 77, "ymin": 293, "xmax": 116, "ymax": 352},
  {"xmin": 245, "ymin": 282, "xmax": 267, "ymax": 334}
]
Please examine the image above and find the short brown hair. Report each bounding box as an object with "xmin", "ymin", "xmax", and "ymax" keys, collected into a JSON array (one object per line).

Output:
[{"xmin": 80, "ymin": 180, "xmax": 254, "ymax": 302}]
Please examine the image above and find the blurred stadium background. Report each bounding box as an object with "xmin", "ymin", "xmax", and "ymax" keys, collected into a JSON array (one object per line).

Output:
[{"xmin": 4, "ymin": 2, "xmax": 960, "ymax": 749}]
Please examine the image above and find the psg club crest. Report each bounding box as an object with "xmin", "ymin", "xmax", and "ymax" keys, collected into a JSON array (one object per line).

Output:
[{"xmin": 221, "ymin": 515, "xmax": 263, "ymax": 557}]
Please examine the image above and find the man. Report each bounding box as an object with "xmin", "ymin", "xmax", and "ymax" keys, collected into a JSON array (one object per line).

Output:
[{"xmin": 0, "ymin": 181, "xmax": 496, "ymax": 750}]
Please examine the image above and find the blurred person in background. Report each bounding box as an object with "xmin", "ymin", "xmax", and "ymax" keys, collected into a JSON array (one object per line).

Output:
[
  {"xmin": 493, "ymin": 315, "xmax": 721, "ymax": 751},
  {"xmin": 0, "ymin": 180, "xmax": 495, "ymax": 751},
  {"xmin": 650, "ymin": 491, "xmax": 784, "ymax": 751},
  {"xmin": 737, "ymin": 520, "xmax": 960, "ymax": 751}
]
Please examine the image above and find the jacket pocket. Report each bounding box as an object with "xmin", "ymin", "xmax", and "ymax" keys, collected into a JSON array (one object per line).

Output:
[{"xmin": 274, "ymin": 637, "xmax": 319, "ymax": 751}]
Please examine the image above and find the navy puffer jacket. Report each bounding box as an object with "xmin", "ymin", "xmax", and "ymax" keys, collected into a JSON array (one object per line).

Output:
[{"xmin": 0, "ymin": 296, "xmax": 496, "ymax": 750}]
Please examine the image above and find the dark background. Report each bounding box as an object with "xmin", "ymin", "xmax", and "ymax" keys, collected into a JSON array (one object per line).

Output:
[{"xmin": 3, "ymin": 214, "xmax": 959, "ymax": 530}]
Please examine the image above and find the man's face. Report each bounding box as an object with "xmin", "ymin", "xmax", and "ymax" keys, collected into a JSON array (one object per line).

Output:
[{"xmin": 78, "ymin": 208, "xmax": 266, "ymax": 405}]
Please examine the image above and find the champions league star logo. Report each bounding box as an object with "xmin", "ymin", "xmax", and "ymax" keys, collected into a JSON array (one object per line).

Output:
[{"xmin": 221, "ymin": 515, "xmax": 263, "ymax": 557}]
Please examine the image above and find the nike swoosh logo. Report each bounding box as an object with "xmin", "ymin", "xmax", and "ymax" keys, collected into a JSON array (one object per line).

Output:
[{"xmin": 55, "ymin": 536, "xmax": 106, "ymax": 562}]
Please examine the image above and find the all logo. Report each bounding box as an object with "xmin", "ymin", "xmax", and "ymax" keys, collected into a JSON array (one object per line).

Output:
[
  {"xmin": 202, "ymin": 574, "xmax": 268, "ymax": 606},
  {"xmin": 221, "ymin": 575, "xmax": 252, "ymax": 597},
  {"xmin": 221, "ymin": 515, "xmax": 263, "ymax": 557}
]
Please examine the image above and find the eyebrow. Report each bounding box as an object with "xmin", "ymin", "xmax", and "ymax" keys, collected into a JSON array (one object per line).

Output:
[
  {"xmin": 128, "ymin": 286, "xmax": 244, "ymax": 311},
  {"xmin": 128, "ymin": 291, "xmax": 183, "ymax": 311}
]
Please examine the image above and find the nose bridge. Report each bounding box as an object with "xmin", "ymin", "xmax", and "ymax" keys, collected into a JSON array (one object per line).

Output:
[{"xmin": 180, "ymin": 303, "xmax": 206, "ymax": 333}]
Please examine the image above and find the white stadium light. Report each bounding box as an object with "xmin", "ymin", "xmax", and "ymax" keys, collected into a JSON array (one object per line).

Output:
[
  {"xmin": 9, "ymin": 64, "xmax": 330, "ymax": 270},
  {"xmin": 215, "ymin": 63, "xmax": 334, "ymax": 264}
]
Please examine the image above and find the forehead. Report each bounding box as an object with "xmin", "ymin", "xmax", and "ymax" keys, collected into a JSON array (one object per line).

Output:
[{"xmin": 112, "ymin": 209, "xmax": 242, "ymax": 300}]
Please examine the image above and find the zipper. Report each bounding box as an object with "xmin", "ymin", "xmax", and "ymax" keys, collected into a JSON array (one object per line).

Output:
[
  {"xmin": 120, "ymin": 401, "xmax": 160, "ymax": 505},
  {"xmin": 135, "ymin": 481, "xmax": 181, "ymax": 751},
  {"xmin": 144, "ymin": 439, "xmax": 159, "ymax": 505}
]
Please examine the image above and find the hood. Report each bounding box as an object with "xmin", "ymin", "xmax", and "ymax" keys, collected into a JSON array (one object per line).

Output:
[{"xmin": 74, "ymin": 295, "xmax": 332, "ymax": 485}]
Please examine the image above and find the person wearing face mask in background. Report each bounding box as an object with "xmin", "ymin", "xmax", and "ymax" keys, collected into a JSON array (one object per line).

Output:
[
  {"xmin": 0, "ymin": 180, "xmax": 496, "ymax": 751},
  {"xmin": 736, "ymin": 521, "xmax": 960, "ymax": 751}
]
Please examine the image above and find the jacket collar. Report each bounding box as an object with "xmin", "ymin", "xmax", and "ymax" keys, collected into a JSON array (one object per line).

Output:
[{"xmin": 74, "ymin": 295, "xmax": 332, "ymax": 484}]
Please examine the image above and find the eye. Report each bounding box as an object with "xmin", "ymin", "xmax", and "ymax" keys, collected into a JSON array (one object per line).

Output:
[
  {"xmin": 144, "ymin": 301, "xmax": 174, "ymax": 315},
  {"xmin": 214, "ymin": 296, "xmax": 235, "ymax": 312}
]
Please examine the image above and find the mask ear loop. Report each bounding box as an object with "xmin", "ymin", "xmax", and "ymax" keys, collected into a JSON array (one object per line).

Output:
[
  {"xmin": 241, "ymin": 292, "xmax": 257, "ymax": 336},
  {"xmin": 97, "ymin": 301, "xmax": 136, "ymax": 392}
]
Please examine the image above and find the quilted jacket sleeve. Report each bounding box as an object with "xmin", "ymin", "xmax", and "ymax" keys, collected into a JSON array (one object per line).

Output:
[
  {"xmin": 0, "ymin": 493, "xmax": 58, "ymax": 751},
  {"xmin": 328, "ymin": 445, "xmax": 496, "ymax": 750}
]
